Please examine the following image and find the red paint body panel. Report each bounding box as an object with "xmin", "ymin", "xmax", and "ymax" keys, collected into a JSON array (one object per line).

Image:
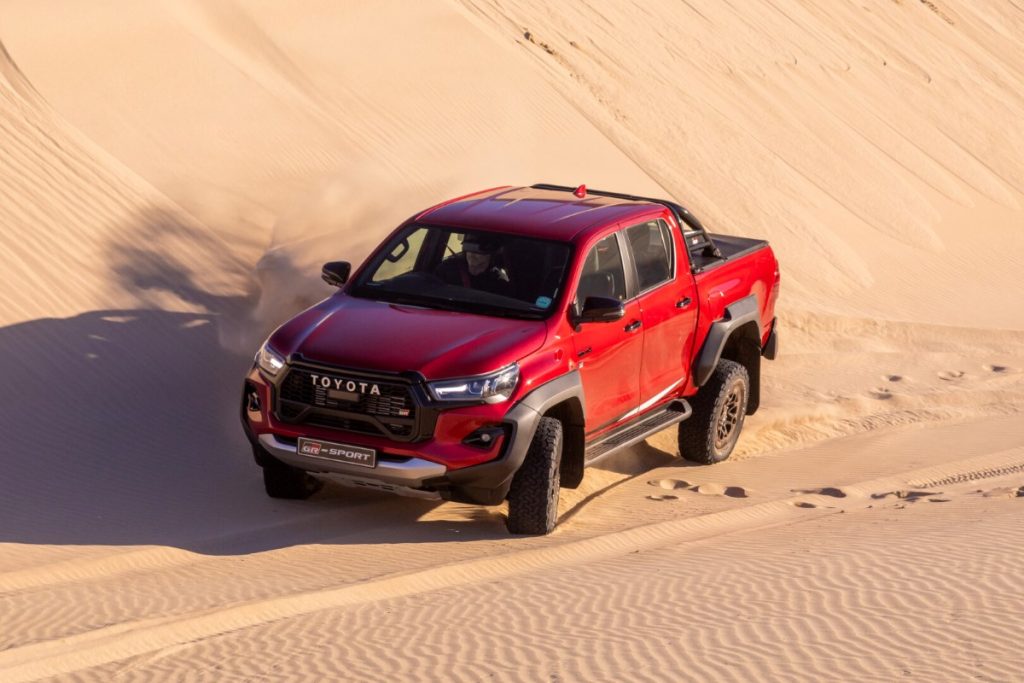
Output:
[
  {"xmin": 571, "ymin": 296, "xmax": 644, "ymax": 431},
  {"xmin": 634, "ymin": 220, "xmax": 700, "ymax": 404},
  {"xmin": 686, "ymin": 246, "xmax": 778, "ymax": 395},
  {"xmin": 268, "ymin": 295, "xmax": 548, "ymax": 380}
]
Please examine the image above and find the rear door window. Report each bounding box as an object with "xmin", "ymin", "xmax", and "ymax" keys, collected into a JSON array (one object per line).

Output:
[{"xmin": 625, "ymin": 219, "xmax": 674, "ymax": 291}]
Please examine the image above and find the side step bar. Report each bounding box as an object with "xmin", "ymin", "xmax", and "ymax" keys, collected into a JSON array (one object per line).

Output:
[{"xmin": 584, "ymin": 400, "xmax": 692, "ymax": 466}]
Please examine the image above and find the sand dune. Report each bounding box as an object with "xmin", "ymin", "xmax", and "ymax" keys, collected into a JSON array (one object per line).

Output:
[{"xmin": 1, "ymin": 0, "xmax": 1022, "ymax": 680}]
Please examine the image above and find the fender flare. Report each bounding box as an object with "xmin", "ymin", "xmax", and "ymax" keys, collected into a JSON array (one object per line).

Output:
[
  {"xmin": 517, "ymin": 369, "xmax": 586, "ymax": 417},
  {"xmin": 693, "ymin": 294, "xmax": 761, "ymax": 387}
]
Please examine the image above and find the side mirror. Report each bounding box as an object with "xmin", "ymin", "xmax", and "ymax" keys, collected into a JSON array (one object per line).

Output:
[
  {"xmin": 321, "ymin": 261, "xmax": 351, "ymax": 287},
  {"xmin": 576, "ymin": 296, "xmax": 625, "ymax": 324}
]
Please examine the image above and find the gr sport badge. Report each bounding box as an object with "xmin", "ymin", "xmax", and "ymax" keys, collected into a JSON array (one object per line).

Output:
[
  {"xmin": 297, "ymin": 438, "xmax": 377, "ymax": 468},
  {"xmin": 309, "ymin": 373, "xmax": 382, "ymax": 396}
]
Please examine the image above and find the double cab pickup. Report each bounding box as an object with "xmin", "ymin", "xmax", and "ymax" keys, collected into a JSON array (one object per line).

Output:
[{"xmin": 241, "ymin": 184, "xmax": 780, "ymax": 533}]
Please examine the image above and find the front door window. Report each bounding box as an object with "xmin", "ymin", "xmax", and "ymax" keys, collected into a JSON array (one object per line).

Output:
[{"xmin": 572, "ymin": 232, "xmax": 643, "ymax": 434}]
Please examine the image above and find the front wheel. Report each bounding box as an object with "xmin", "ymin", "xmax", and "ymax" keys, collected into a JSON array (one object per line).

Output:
[
  {"xmin": 506, "ymin": 417, "xmax": 563, "ymax": 535},
  {"xmin": 678, "ymin": 359, "xmax": 749, "ymax": 464}
]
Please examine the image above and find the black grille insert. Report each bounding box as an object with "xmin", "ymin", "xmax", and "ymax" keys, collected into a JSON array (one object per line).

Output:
[{"xmin": 276, "ymin": 365, "xmax": 420, "ymax": 440}]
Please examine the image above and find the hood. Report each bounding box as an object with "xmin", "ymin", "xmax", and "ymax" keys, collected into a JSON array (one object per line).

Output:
[{"xmin": 268, "ymin": 295, "xmax": 548, "ymax": 379}]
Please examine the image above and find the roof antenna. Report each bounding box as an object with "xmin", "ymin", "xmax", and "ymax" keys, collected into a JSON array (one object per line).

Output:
[{"xmin": 573, "ymin": 184, "xmax": 587, "ymax": 198}]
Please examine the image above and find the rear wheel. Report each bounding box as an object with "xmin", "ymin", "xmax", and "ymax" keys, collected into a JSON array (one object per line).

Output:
[
  {"xmin": 262, "ymin": 458, "xmax": 323, "ymax": 499},
  {"xmin": 679, "ymin": 359, "xmax": 749, "ymax": 464},
  {"xmin": 506, "ymin": 417, "xmax": 563, "ymax": 535}
]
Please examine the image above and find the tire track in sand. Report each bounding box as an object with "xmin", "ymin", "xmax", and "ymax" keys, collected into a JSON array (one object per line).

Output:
[{"xmin": 2, "ymin": 446, "xmax": 1023, "ymax": 682}]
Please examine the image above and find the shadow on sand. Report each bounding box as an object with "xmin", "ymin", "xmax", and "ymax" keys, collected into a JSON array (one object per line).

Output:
[
  {"xmin": 0, "ymin": 209, "xmax": 485, "ymax": 555},
  {"xmin": 0, "ymin": 307, "xmax": 496, "ymax": 554}
]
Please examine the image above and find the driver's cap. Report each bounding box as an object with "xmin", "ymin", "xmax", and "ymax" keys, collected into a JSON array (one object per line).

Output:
[{"xmin": 463, "ymin": 233, "xmax": 500, "ymax": 254}]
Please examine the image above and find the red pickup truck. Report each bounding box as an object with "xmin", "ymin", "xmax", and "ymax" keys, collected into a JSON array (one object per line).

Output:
[{"xmin": 240, "ymin": 184, "xmax": 779, "ymax": 534}]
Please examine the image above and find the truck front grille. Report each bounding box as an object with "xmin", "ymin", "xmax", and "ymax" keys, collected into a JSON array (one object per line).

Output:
[{"xmin": 276, "ymin": 365, "xmax": 419, "ymax": 440}]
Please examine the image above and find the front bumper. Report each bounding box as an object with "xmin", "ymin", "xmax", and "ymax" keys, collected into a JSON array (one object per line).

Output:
[
  {"xmin": 241, "ymin": 366, "xmax": 542, "ymax": 505},
  {"xmin": 258, "ymin": 433, "xmax": 445, "ymax": 488}
]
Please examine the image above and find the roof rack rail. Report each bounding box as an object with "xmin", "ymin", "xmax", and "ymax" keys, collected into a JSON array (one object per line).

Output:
[{"xmin": 530, "ymin": 183, "xmax": 720, "ymax": 259}]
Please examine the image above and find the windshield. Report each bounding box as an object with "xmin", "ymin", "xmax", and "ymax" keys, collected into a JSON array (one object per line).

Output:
[{"xmin": 351, "ymin": 225, "xmax": 573, "ymax": 319}]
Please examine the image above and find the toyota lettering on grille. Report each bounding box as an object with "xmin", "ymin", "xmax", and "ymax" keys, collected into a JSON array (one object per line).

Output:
[{"xmin": 309, "ymin": 374, "xmax": 382, "ymax": 396}]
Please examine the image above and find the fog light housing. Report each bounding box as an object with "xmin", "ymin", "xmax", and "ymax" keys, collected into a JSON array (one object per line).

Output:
[
  {"xmin": 244, "ymin": 384, "xmax": 262, "ymax": 418},
  {"xmin": 462, "ymin": 425, "xmax": 507, "ymax": 450}
]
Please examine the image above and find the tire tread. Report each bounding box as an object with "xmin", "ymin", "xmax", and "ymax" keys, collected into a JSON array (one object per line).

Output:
[{"xmin": 506, "ymin": 417, "xmax": 563, "ymax": 535}]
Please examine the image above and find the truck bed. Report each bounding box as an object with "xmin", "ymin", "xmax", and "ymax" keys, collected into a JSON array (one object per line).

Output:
[{"xmin": 690, "ymin": 233, "xmax": 768, "ymax": 273}]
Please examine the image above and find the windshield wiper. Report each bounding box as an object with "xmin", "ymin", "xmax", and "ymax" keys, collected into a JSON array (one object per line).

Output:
[
  {"xmin": 361, "ymin": 287, "xmax": 547, "ymax": 319},
  {"xmin": 451, "ymin": 299, "xmax": 547, "ymax": 320},
  {"xmin": 375, "ymin": 291, "xmax": 463, "ymax": 312}
]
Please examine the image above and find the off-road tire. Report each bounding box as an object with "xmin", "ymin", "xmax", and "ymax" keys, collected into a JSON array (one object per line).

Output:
[
  {"xmin": 506, "ymin": 417, "xmax": 563, "ymax": 535},
  {"xmin": 679, "ymin": 359, "xmax": 749, "ymax": 464},
  {"xmin": 262, "ymin": 459, "xmax": 323, "ymax": 499}
]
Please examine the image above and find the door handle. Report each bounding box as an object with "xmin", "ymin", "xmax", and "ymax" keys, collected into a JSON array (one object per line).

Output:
[
  {"xmin": 624, "ymin": 320, "xmax": 642, "ymax": 332},
  {"xmin": 675, "ymin": 297, "xmax": 692, "ymax": 309}
]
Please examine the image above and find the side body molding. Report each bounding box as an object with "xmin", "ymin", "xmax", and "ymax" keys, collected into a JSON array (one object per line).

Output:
[{"xmin": 693, "ymin": 294, "xmax": 761, "ymax": 387}]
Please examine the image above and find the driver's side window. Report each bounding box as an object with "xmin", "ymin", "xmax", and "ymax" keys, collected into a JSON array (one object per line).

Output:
[{"xmin": 577, "ymin": 233, "xmax": 626, "ymax": 303}]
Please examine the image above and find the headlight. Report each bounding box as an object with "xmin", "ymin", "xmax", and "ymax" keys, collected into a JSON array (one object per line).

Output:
[
  {"xmin": 428, "ymin": 363, "xmax": 519, "ymax": 404},
  {"xmin": 255, "ymin": 342, "xmax": 286, "ymax": 377}
]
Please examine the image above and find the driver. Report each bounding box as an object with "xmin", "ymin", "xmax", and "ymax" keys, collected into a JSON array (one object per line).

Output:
[{"xmin": 436, "ymin": 233, "xmax": 513, "ymax": 297}]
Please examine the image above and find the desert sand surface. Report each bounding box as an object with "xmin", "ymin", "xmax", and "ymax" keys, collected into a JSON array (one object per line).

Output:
[{"xmin": 0, "ymin": 1, "xmax": 1022, "ymax": 681}]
